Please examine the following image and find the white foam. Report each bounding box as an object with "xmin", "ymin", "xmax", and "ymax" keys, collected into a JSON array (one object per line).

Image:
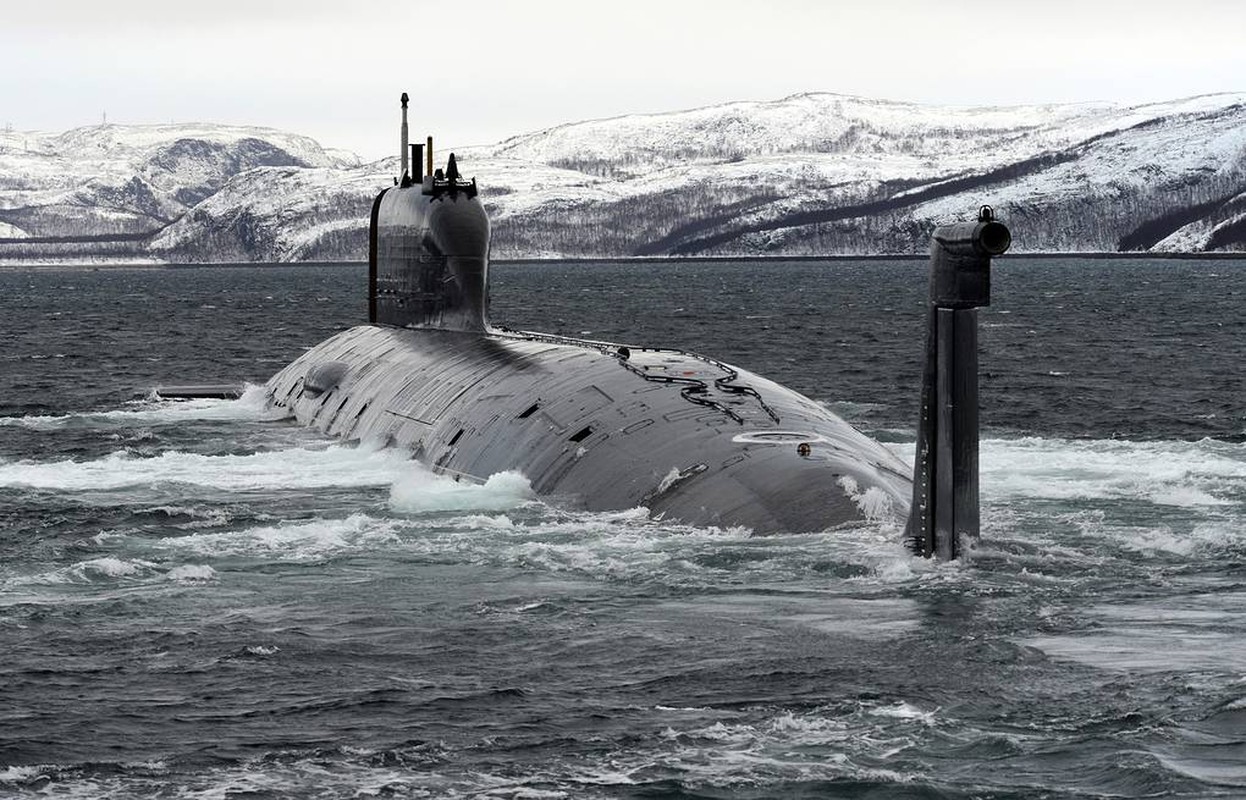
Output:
[
  {"xmin": 454, "ymin": 512, "xmax": 741, "ymax": 580},
  {"xmin": 767, "ymin": 711, "xmax": 853, "ymax": 743},
  {"xmin": 0, "ymin": 700, "xmax": 935, "ymax": 796},
  {"xmin": 457, "ymin": 514, "xmax": 517, "ymax": 529},
  {"xmin": 1149, "ymin": 486, "xmax": 1232, "ymax": 507},
  {"xmin": 0, "ymin": 383, "xmax": 277, "ymax": 430},
  {"xmin": 0, "ymin": 765, "xmax": 46, "ymax": 784},
  {"xmin": 10, "ymin": 558, "xmax": 224, "ymax": 592},
  {"xmin": 159, "ymin": 513, "xmax": 400, "ymax": 560},
  {"xmin": 655, "ymin": 467, "xmax": 682, "ymax": 495},
  {"xmin": 404, "ymin": 510, "xmax": 924, "ymax": 590},
  {"xmin": 837, "ymin": 475, "xmax": 897, "ymax": 522},
  {"xmin": 0, "ymin": 443, "xmax": 411, "ymax": 492},
  {"xmin": 135, "ymin": 500, "xmax": 738, "ymax": 582},
  {"xmin": 165, "ymin": 564, "xmax": 218, "ymax": 583},
  {"xmin": 389, "ymin": 469, "xmax": 535, "ymax": 513},
  {"xmin": 79, "ymin": 556, "xmax": 147, "ymax": 578},
  {"xmin": 1106, "ymin": 520, "xmax": 1243, "ymax": 556},
  {"xmin": 138, "ymin": 505, "xmax": 242, "ymax": 529},
  {"xmin": 13, "ymin": 556, "xmax": 158, "ymax": 586},
  {"xmin": 2, "ymin": 759, "xmax": 429, "ymax": 800},
  {"xmin": 883, "ymin": 437, "xmax": 1246, "ymax": 509},
  {"xmin": 143, "ymin": 504, "xmax": 739, "ymax": 574},
  {"xmin": 655, "ymin": 706, "xmax": 921, "ymax": 784},
  {"xmin": 978, "ymin": 437, "xmax": 1245, "ymax": 507},
  {"xmin": 867, "ymin": 702, "xmax": 938, "ymax": 725}
]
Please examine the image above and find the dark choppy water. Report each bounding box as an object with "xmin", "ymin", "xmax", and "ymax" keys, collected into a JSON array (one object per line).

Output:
[{"xmin": 1, "ymin": 258, "xmax": 1244, "ymax": 798}]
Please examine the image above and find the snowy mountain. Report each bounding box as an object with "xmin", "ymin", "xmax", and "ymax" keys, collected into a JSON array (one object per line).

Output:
[
  {"xmin": 468, "ymin": 92, "xmax": 1246, "ymax": 257},
  {"xmin": 149, "ymin": 164, "xmax": 383, "ymax": 262},
  {"xmin": 2, "ymin": 92, "xmax": 1245, "ymax": 262},
  {"xmin": 0, "ymin": 123, "xmax": 357, "ymax": 259}
]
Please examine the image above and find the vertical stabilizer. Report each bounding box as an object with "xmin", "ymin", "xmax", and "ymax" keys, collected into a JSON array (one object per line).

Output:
[{"xmin": 907, "ymin": 207, "xmax": 1010, "ymax": 558}]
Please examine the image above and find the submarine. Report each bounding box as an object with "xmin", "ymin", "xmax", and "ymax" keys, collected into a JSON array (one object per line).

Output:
[{"xmin": 176, "ymin": 94, "xmax": 1010, "ymax": 553}]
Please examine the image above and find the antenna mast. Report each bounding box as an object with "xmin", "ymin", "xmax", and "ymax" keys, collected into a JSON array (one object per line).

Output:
[{"xmin": 399, "ymin": 93, "xmax": 409, "ymax": 180}]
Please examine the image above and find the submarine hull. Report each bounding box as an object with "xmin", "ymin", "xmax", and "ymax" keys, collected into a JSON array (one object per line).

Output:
[{"xmin": 266, "ymin": 324, "xmax": 911, "ymax": 533}]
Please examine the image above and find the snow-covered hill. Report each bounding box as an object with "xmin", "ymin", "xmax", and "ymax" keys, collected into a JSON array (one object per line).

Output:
[
  {"xmin": 469, "ymin": 92, "xmax": 1246, "ymax": 257},
  {"xmin": 0, "ymin": 123, "xmax": 356, "ymax": 242},
  {"xmin": 149, "ymin": 163, "xmax": 385, "ymax": 262},
  {"xmin": 3, "ymin": 92, "xmax": 1245, "ymax": 261}
]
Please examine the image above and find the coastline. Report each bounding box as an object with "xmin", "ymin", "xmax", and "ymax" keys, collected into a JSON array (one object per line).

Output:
[{"xmin": 1, "ymin": 250, "xmax": 1244, "ymax": 271}]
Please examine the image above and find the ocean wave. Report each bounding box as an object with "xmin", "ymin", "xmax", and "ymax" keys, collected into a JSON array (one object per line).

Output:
[
  {"xmin": 977, "ymin": 436, "xmax": 1246, "ymax": 506},
  {"xmin": 0, "ymin": 701, "xmax": 932, "ymax": 797},
  {"xmin": 164, "ymin": 564, "xmax": 218, "ymax": 583},
  {"xmin": 1025, "ymin": 591, "xmax": 1246, "ymax": 675},
  {"xmin": 16, "ymin": 430, "xmax": 1239, "ymax": 591},
  {"xmin": 882, "ymin": 436, "xmax": 1246, "ymax": 507},
  {"xmin": 125, "ymin": 499, "xmax": 921, "ymax": 588},
  {"xmin": 155, "ymin": 513, "xmax": 402, "ymax": 560},
  {"xmin": 7, "ymin": 557, "xmax": 216, "ymax": 588},
  {"xmin": 644, "ymin": 703, "xmax": 926, "ymax": 784},
  {"xmin": 389, "ymin": 469, "xmax": 536, "ymax": 513},
  {"xmin": 0, "ymin": 383, "xmax": 277, "ymax": 430},
  {"xmin": 24, "ymin": 430, "xmax": 1240, "ymax": 593},
  {"xmin": 0, "ymin": 442, "xmax": 412, "ymax": 492}
]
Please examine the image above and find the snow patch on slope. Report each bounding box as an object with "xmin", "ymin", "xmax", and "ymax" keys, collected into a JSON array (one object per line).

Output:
[{"xmin": 6, "ymin": 92, "xmax": 1246, "ymax": 260}]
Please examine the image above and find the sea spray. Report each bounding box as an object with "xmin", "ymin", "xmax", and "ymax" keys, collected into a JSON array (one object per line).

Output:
[
  {"xmin": 0, "ymin": 443, "xmax": 411, "ymax": 492},
  {"xmin": 389, "ymin": 468, "xmax": 535, "ymax": 513}
]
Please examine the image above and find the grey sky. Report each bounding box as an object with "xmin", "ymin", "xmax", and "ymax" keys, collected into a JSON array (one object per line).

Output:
[{"xmin": 3, "ymin": 0, "xmax": 1243, "ymax": 160}]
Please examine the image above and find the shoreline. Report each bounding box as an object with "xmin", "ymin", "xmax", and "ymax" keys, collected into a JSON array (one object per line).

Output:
[{"xmin": 1, "ymin": 251, "xmax": 1244, "ymax": 271}]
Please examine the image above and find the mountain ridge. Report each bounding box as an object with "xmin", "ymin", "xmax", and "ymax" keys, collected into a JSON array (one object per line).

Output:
[{"xmin": 2, "ymin": 92, "xmax": 1244, "ymax": 262}]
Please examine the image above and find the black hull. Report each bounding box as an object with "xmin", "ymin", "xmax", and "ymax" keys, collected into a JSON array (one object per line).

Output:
[{"xmin": 265, "ymin": 324, "xmax": 911, "ymax": 533}]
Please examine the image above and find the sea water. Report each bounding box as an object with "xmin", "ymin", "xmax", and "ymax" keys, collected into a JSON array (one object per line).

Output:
[{"xmin": 0, "ymin": 259, "xmax": 1243, "ymax": 798}]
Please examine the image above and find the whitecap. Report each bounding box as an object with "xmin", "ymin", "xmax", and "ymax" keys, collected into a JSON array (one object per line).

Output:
[
  {"xmin": 164, "ymin": 564, "xmax": 218, "ymax": 583},
  {"xmin": 0, "ymin": 443, "xmax": 411, "ymax": 492},
  {"xmin": 158, "ymin": 513, "xmax": 400, "ymax": 560},
  {"xmin": 390, "ymin": 468, "xmax": 535, "ymax": 513},
  {"xmin": 978, "ymin": 436, "xmax": 1245, "ymax": 506},
  {"xmin": 458, "ymin": 513, "xmax": 517, "ymax": 529},
  {"xmin": 78, "ymin": 556, "xmax": 149, "ymax": 579},
  {"xmin": 13, "ymin": 556, "xmax": 158, "ymax": 586},
  {"xmin": 0, "ymin": 765, "xmax": 48, "ymax": 785},
  {"xmin": 867, "ymin": 701, "xmax": 938, "ymax": 725},
  {"xmin": 1111, "ymin": 520, "xmax": 1244, "ymax": 556},
  {"xmin": 0, "ymin": 383, "xmax": 277, "ymax": 430},
  {"xmin": 1149, "ymin": 485, "xmax": 1232, "ymax": 507}
]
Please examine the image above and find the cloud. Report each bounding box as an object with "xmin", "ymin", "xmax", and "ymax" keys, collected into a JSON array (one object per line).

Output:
[{"xmin": 2, "ymin": 0, "xmax": 1242, "ymax": 159}]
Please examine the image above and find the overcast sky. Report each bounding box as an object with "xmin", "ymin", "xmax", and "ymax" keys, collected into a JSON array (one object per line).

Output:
[{"xmin": 3, "ymin": 0, "xmax": 1244, "ymax": 160}]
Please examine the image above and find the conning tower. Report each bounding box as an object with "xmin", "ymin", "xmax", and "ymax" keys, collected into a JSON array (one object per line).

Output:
[{"xmin": 368, "ymin": 95, "xmax": 489, "ymax": 332}]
